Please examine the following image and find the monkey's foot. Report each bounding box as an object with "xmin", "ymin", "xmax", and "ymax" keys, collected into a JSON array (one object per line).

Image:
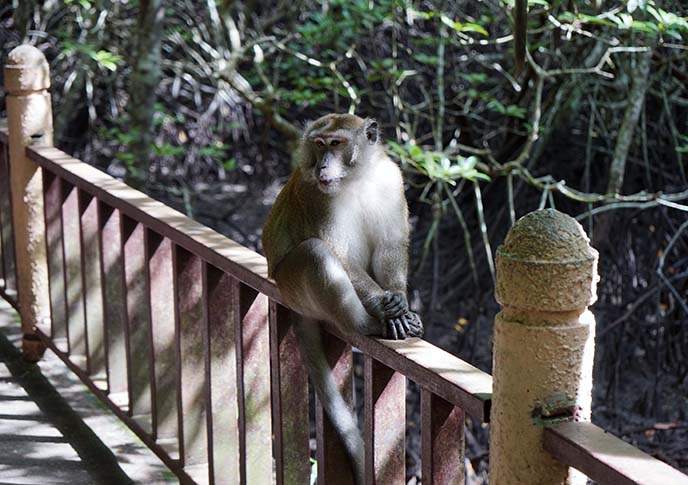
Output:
[
  {"xmin": 382, "ymin": 311, "xmax": 424, "ymax": 340},
  {"xmin": 382, "ymin": 291, "xmax": 408, "ymax": 318}
]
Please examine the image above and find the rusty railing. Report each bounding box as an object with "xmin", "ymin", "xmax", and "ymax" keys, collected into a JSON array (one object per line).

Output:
[{"xmin": 0, "ymin": 126, "xmax": 493, "ymax": 484}]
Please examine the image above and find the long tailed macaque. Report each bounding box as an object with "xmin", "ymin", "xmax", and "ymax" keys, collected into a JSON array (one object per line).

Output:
[{"xmin": 262, "ymin": 113, "xmax": 423, "ymax": 484}]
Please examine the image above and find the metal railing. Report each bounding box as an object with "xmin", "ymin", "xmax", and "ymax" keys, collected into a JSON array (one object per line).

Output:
[{"xmin": 0, "ymin": 130, "xmax": 493, "ymax": 484}]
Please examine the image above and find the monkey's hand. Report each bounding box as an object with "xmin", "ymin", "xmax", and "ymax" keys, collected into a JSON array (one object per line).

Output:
[
  {"xmin": 382, "ymin": 291, "xmax": 409, "ymax": 318},
  {"xmin": 382, "ymin": 311, "xmax": 424, "ymax": 340}
]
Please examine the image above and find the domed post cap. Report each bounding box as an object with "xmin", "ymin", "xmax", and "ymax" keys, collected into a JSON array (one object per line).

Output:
[
  {"xmin": 495, "ymin": 209, "xmax": 598, "ymax": 312},
  {"xmin": 4, "ymin": 45, "xmax": 51, "ymax": 93}
]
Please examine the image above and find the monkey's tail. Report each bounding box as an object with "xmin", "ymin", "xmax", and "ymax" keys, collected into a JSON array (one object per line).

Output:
[{"xmin": 294, "ymin": 320, "xmax": 364, "ymax": 485}]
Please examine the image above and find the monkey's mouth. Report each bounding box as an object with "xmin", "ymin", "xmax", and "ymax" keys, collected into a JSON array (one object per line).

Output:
[{"xmin": 318, "ymin": 177, "xmax": 342, "ymax": 191}]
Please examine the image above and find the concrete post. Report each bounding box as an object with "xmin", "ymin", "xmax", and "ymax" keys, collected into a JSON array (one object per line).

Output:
[
  {"xmin": 4, "ymin": 45, "xmax": 53, "ymax": 362},
  {"xmin": 488, "ymin": 209, "xmax": 598, "ymax": 484}
]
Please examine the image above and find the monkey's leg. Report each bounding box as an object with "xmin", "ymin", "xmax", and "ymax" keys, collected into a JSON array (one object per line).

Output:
[
  {"xmin": 372, "ymin": 246, "xmax": 424, "ymax": 338},
  {"xmin": 294, "ymin": 320, "xmax": 365, "ymax": 485},
  {"xmin": 274, "ymin": 239, "xmax": 383, "ymax": 336}
]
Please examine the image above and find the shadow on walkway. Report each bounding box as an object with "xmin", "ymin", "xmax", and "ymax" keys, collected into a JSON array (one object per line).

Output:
[{"xmin": 0, "ymin": 300, "xmax": 173, "ymax": 484}]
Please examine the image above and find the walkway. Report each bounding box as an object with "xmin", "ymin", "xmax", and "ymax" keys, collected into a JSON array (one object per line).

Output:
[{"xmin": 0, "ymin": 299, "xmax": 174, "ymax": 484}]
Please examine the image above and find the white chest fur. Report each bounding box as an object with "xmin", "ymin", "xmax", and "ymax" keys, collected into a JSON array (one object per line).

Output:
[{"xmin": 324, "ymin": 159, "xmax": 405, "ymax": 270}]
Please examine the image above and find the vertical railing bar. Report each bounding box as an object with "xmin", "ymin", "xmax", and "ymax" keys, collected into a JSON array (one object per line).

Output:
[
  {"xmin": 236, "ymin": 282, "xmax": 272, "ymax": 484},
  {"xmin": 269, "ymin": 303, "xmax": 310, "ymax": 485},
  {"xmin": 200, "ymin": 265, "xmax": 217, "ymax": 478},
  {"xmin": 0, "ymin": 140, "xmax": 7, "ymax": 288},
  {"xmin": 147, "ymin": 230, "xmax": 178, "ymax": 456},
  {"xmin": 60, "ymin": 179, "xmax": 70, "ymax": 353},
  {"xmin": 201, "ymin": 263, "xmax": 242, "ymax": 482},
  {"xmin": 173, "ymin": 244, "xmax": 209, "ymax": 474},
  {"xmin": 421, "ymin": 389, "xmax": 466, "ymax": 485},
  {"xmin": 316, "ymin": 332, "xmax": 356, "ymax": 485},
  {"xmin": 142, "ymin": 225, "xmax": 157, "ymax": 430},
  {"xmin": 6, "ymin": 138, "xmax": 17, "ymax": 296},
  {"xmin": 99, "ymin": 201, "xmax": 111, "ymax": 396},
  {"xmin": 144, "ymin": 228, "xmax": 159, "ymax": 441},
  {"xmin": 364, "ymin": 355, "xmax": 406, "ymax": 485},
  {"xmin": 77, "ymin": 190, "xmax": 92, "ymax": 374},
  {"xmin": 121, "ymin": 214, "xmax": 153, "ymax": 431},
  {"xmin": 59, "ymin": 179, "xmax": 69, "ymax": 353},
  {"xmin": 99, "ymin": 202, "xmax": 128, "ymax": 406},
  {"xmin": 122, "ymin": 215, "xmax": 134, "ymax": 414},
  {"xmin": 62, "ymin": 180, "xmax": 87, "ymax": 361},
  {"xmin": 78, "ymin": 188, "xmax": 106, "ymax": 383},
  {"xmin": 42, "ymin": 168, "xmax": 67, "ymax": 343},
  {"xmin": 232, "ymin": 277, "xmax": 247, "ymax": 485},
  {"xmin": 172, "ymin": 242, "xmax": 185, "ymax": 464},
  {"xmin": 203, "ymin": 261, "xmax": 215, "ymax": 484},
  {"xmin": 268, "ymin": 301, "xmax": 284, "ymax": 483}
]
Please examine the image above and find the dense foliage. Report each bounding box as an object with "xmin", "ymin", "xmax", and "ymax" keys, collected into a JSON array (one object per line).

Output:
[{"xmin": 2, "ymin": 0, "xmax": 687, "ymax": 480}]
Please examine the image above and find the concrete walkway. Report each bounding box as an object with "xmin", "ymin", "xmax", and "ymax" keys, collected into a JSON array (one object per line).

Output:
[{"xmin": 0, "ymin": 299, "xmax": 175, "ymax": 484}]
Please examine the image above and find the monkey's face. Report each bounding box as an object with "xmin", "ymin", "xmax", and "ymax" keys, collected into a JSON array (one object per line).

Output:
[
  {"xmin": 310, "ymin": 137, "xmax": 354, "ymax": 194},
  {"xmin": 303, "ymin": 115, "xmax": 379, "ymax": 195}
]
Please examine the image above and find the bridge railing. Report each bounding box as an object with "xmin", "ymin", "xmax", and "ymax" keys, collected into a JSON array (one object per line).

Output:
[{"xmin": 26, "ymin": 141, "xmax": 492, "ymax": 484}]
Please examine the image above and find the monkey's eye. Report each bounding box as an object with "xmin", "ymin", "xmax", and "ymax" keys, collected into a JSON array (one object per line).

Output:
[
  {"xmin": 330, "ymin": 140, "xmax": 340, "ymax": 147},
  {"xmin": 315, "ymin": 139, "xmax": 325, "ymax": 147}
]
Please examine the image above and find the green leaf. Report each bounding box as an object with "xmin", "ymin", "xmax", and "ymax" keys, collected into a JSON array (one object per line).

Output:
[
  {"xmin": 631, "ymin": 20, "xmax": 660, "ymax": 34},
  {"xmin": 462, "ymin": 23, "xmax": 489, "ymax": 36},
  {"xmin": 559, "ymin": 12, "xmax": 615, "ymax": 27},
  {"xmin": 459, "ymin": 73, "xmax": 488, "ymax": 83},
  {"xmin": 506, "ymin": 105, "xmax": 527, "ymax": 119},
  {"xmin": 413, "ymin": 53, "xmax": 439, "ymax": 65},
  {"xmin": 665, "ymin": 28, "xmax": 684, "ymax": 40},
  {"xmin": 440, "ymin": 14, "xmax": 488, "ymax": 36},
  {"xmin": 487, "ymin": 99, "xmax": 507, "ymax": 114},
  {"xmin": 89, "ymin": 49, "xmax": 122, "ymax": 71},
  {"xmin": 407, "ymin": 8, "xmax": 434, "ymax": 20}
]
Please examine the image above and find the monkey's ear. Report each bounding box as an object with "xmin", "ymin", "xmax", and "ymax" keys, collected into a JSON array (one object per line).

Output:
[{"xmin": 364, "ymin": 119, "xmax": 379, "ymax": 144}]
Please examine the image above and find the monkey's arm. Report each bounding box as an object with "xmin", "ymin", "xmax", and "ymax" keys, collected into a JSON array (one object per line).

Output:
[
  {"xmin": 371, "ymin": 242, "xmax": 410, "ymax": 314},
  {"xmin": 346, "ymin": 264, "xmax": 388, "ymax": 321},
  {"xmin": 372, "ymin": 243, "xmax": 408, "ymax": 293},
  {"xmin": 371, "ymin": 243, "xmax": 424, "ymax": 339}
]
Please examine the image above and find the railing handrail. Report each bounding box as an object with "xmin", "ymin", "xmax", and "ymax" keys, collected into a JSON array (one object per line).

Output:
[
  {"xmin": 544, "ymin": 422, "xmax": 688, "ymax": 485},
  {"xmin": 25, "ymin": 143, "xmax": 493, "ymax": 420},
  {"xmin": 4, "ymin": 129, "xmax": 684, "ymax": 484}
]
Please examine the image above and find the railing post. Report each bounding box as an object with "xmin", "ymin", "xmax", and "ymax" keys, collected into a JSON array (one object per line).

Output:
[
  {"xmin": 4, "ymin": 45, "xmax": 53, "ymax": 361},
  {"xmin": 488, "ymin": 209, "xmax": 598, "ymax": 484}
]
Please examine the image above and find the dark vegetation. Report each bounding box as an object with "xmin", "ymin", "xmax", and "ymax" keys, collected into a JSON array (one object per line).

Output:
[{"xmin": 1, "ymin": 0, "xmax": 687, "ymax": 481}]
